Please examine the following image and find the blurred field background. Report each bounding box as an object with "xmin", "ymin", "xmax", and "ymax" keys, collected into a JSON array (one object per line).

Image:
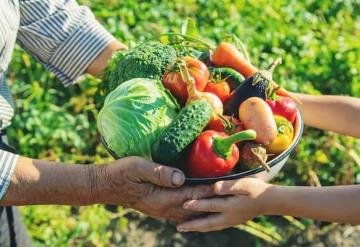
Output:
[{"xmin": 7, "ymin": 0, "xmax": 360, "ymax": 246}]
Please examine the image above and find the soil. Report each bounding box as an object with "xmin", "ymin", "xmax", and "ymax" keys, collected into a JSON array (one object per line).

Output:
[
  {"xmin": 111, "ymin": 214, "xmax": 360, "ymax": 247},
  {"xmin": 287, "ymin": 224, "xmax": 360, "ymax": 247}
]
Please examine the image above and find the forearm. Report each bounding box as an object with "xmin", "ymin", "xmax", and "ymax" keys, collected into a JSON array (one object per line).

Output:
[
  {"xmin": 293, "ymin": 93, "xmax": 360, "ymax": 138},
  {"xmin": 263, "ymin": 185, "xmax": 360, "ymax": 225},
  {"xmin": 86, "ymin": 40, "xmax": 127, "ymax": 77},
  {"xmin": 0, "ymin": 157, "xmax": 102, "ymax": 206}
]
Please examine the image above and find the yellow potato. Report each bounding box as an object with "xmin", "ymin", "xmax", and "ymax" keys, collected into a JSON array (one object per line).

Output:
[{"xmin": 239, "ymin": 97, "xmax": 277, "ymax": 145}]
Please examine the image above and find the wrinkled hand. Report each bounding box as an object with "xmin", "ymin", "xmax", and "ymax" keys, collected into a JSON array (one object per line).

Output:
[
  {"xmin": 90, "ymin": 156, "xmax": 214, "ymax": 222},
  {"xmin": 176, "ymin": 177, "xmax": 272, "ymax": 232}
]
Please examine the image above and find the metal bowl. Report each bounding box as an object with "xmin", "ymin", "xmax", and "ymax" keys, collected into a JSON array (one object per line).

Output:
[{"xmin": 101, "ymin": 110, "xmax": 304, "ymax": 185}]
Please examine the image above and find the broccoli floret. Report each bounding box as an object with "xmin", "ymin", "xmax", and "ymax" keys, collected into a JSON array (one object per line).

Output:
[{"xmin": 103, "ymin": 42, "xmax": 177, "ymax": 94}]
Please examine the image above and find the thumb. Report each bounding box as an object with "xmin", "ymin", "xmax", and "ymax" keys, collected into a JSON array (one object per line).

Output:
[
  {"xmin": 214, "ymin": 178, "xmax": 252, "ymax": 196},
  {"xmin": 135, "ymin": 160, "xmax": 185, "ymax": 188}
]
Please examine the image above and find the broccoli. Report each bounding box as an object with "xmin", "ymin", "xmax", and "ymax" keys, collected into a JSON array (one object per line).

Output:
[{"xmin": 102, "ymin": 42, "xmax": 177, "ymax": 94}]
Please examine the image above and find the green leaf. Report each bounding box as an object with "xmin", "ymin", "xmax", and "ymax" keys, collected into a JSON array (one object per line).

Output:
[{"xmin": 181, "ymin": 18, "xmax": 199, "ymax": 38}]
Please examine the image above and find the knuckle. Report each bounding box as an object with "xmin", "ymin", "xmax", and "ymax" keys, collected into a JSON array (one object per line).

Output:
[
  {"xmin": 124, "ymin": 157, "xmax": 141, "ymax": 172},
  {"xmin": 207, "ymin": 200, "xmax": 216, "ymax": 212},
  {"xmin": 197, "ymin": 186, "xmax": 207, "ymax": 197},
  {"xmin": 154, "ymin": 165, "xmax": 168, "ymax": 185},
  {"xmin": 191, "ymin": 186, "xmax": 208, "ymax": 199}
]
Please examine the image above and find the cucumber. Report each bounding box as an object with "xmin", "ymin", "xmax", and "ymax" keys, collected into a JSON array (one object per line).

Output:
[
  {"xmin": 209, "ymin": 67, "xmax": 245, "ymax": 90},
  {"xmin": 152, "ymin": 99, "xmax": 212, "ymax": 164}
]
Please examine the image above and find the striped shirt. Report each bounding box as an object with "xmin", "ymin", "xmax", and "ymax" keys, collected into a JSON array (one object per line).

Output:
[{"xmin": 0, "ymin": 0, "xmax": 115, "ymax": 199}]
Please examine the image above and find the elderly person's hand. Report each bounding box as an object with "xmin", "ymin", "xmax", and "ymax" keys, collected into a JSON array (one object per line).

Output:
[
  {"xmin": 2, "ymin": 156, "xmax": 214, "ymax": 223},
  {"xmin": 91, "ymin": 156, "xmax": 214, "ymax": 222}
]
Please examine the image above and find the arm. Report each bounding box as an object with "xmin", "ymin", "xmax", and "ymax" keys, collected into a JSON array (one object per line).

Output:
[
  {"xmin": 177, "ymin": 178, "xmax": 360, "ymax": 232},
  {"xmin": 2, "ymin": 0, "xmax": 215, "ymax": 222},
  {"xmin": 0, "ymin": 0, "xmax": 123, "ymax": 205},
  {"xmin": 1, "ymin": 157, "xmax": 93, "ymax": 205},
  {"xmin": 86, "ymin": 40, "xmax": 127, "ymax": 77},
  {"xmin": 293, "ymin": 93, "xmax": 360, "ymax": 138},
  {"xmin": 17, "ymin": 0, "xmax": 127, "ymax": 85},
  {"xmin": 1, "ymin": 156, "xmax": 214, "ymax": 222},
  {"xmin": 263, "ymin": 183, "xmax": 360, "ymax": 225}
]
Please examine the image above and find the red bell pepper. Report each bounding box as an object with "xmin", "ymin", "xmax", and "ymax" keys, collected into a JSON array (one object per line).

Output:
[
  {"xmin": 188, "ymin": 129, "xmax": 257, "ymax": 178},
  {"xmin": 266, "ymin": 97, "xmax": 297, "ymax": 124}
]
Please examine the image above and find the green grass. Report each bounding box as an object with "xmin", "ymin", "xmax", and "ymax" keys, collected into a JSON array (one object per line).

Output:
[{"xmin": 6, "ymin": 0, "xmax": 360, "ymax": 246}]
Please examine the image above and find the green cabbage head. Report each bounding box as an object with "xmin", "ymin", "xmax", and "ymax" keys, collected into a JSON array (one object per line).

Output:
[{"xmin": 97, "ymin": 78, "xmax": 179, "ymax": 160}]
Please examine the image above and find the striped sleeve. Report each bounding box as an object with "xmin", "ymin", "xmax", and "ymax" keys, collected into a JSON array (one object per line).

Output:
[
  {"xmin": 0, "ymin": 150, "xmax": 18, "ymax": 200},
  {"xmin": 17, "ymin": 0, "xmax": 115, "ymax": 86}
]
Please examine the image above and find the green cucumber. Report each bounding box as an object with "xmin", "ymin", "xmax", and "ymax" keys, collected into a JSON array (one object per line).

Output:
[
  {"xmin": 152, "ymin": 99, "xmax": 212, "ymax": 164},
  {"xmin": 209, "ymin": 67, "xmax": 245, "ymax": 90}
]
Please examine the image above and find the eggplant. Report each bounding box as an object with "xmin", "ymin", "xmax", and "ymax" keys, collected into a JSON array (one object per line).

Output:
[{"xmin": 224, "ymin": 58, "xmax": 282, "ymax": 116}]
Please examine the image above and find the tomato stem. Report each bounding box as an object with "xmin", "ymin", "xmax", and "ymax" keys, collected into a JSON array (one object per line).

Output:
[{"xmin": 213, "ymin": 130, "xmax": 257, "ymax": 160}]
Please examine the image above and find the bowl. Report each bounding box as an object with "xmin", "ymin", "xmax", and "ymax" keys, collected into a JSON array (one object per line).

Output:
[{"xmin": 101, "ymin": 110, "xmax": 304, "ymax": 185}]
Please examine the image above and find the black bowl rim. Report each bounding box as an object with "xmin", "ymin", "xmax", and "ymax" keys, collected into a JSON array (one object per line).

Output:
[{"xmin": 101, "ymin": 110, "xmax": 304, "ymax": 185}]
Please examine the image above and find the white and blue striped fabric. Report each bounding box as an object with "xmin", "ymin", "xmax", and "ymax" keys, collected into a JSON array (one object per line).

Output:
[{"xmin": 0, "ymin": 0, "xmax": 115, "ymax": 199}]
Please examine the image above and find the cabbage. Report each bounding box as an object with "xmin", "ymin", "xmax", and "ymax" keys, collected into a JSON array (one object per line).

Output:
[{"xmin": 97, "ymin": 78, "xmax": 179, "ymax": 160}]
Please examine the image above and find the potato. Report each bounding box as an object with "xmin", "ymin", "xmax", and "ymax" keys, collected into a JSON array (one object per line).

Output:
[{"xmin": 239, "ymin": 97, "xmax": 277, "ymax": 145}]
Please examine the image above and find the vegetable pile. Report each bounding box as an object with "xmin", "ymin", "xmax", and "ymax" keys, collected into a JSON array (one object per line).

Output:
[{"xmin": 97, "ymin": 28, "xmax": 300, "ymax": 178}]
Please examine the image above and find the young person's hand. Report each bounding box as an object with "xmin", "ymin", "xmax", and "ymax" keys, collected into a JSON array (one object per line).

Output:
[
  {"xmin": 177, "ymin": 177, "xmax": 360, "ymax": 232},
  {"xmin": 177, "ymin": 178, "xmax": 272, "ymax": 232}
]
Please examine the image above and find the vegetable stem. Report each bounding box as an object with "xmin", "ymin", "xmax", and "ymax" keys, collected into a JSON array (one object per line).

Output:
[
  {"xmin": 232, "ymin": 34, "xmax": 251, "ymax": 63},
  {"xmin": 144, "ymin": 32, "xmax": 216, "ymax": 49},
  {"xmin": 178, "ymin": 60, "xmax": 199, "ymax": 100},
  {"xmin": 267, "ymin": 57, "xmax": 282, "ymax": 73},
  {"xmin": 213, "ymin": 130, "xmax": 257, "ymax": 159}
]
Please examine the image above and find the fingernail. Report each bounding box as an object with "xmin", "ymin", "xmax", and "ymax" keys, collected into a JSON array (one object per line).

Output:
[
  {"xmin": 172, "ymin": 171, "xmax": 184, "ymax": 186},
  {"xmin": 214, "ymin": 181, "xmax": 224, "ymax": 193}
]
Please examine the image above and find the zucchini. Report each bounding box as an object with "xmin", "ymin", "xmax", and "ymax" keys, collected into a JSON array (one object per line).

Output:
[
  {"xmin": 152, "ymin": 99, "xmax": 212, "ymax": 164},
  {"xmin": 209, "ymin": 67, "xmax": 245, "ymax": 90}
]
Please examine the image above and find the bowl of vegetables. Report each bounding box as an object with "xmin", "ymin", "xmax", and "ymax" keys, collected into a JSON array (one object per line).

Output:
[
  {"xmin": 184, "ymin": 109, "xmax": 303, "ymax": 185},
  {"xmin": 97, "ymin": 32, "xmax": 304, "ymax": 185}
]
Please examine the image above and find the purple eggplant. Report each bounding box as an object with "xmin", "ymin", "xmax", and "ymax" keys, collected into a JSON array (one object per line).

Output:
[{"xmin": 224, "ymin": 58, "xmax": 282, "ymax": 116}]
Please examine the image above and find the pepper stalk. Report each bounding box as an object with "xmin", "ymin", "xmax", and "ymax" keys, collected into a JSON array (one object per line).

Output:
[{"xmin": 213, "ymin": 129, "xmax": 257, "ymax": 160}]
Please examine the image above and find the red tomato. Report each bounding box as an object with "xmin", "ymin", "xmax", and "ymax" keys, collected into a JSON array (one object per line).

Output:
[
  {"xmin": 163, "ymin": 57, "xmax": 209, "ymax": 104},
  {"xmin": 207, "ymin": 115, "xmax": 244, "ymax": 134},
  {"xmin": 163, "ymin": 72, "xmax": 187, "ymax": 104},
  {"xmin": 204, "ymin": 80, "xmax": 230, "ymax": 103},
  {"xmin": 188, "ymin": 130, "xmax": 239, "ymax": 178},
  {"xmin": 266, "ymin": 97, "xmax": 297, "ymax": 124}
]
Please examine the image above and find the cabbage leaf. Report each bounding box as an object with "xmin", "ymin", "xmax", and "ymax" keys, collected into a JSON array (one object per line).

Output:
[{"xmin": 97, "ymin": 78, "xmax": 179, "ymax": 160}]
